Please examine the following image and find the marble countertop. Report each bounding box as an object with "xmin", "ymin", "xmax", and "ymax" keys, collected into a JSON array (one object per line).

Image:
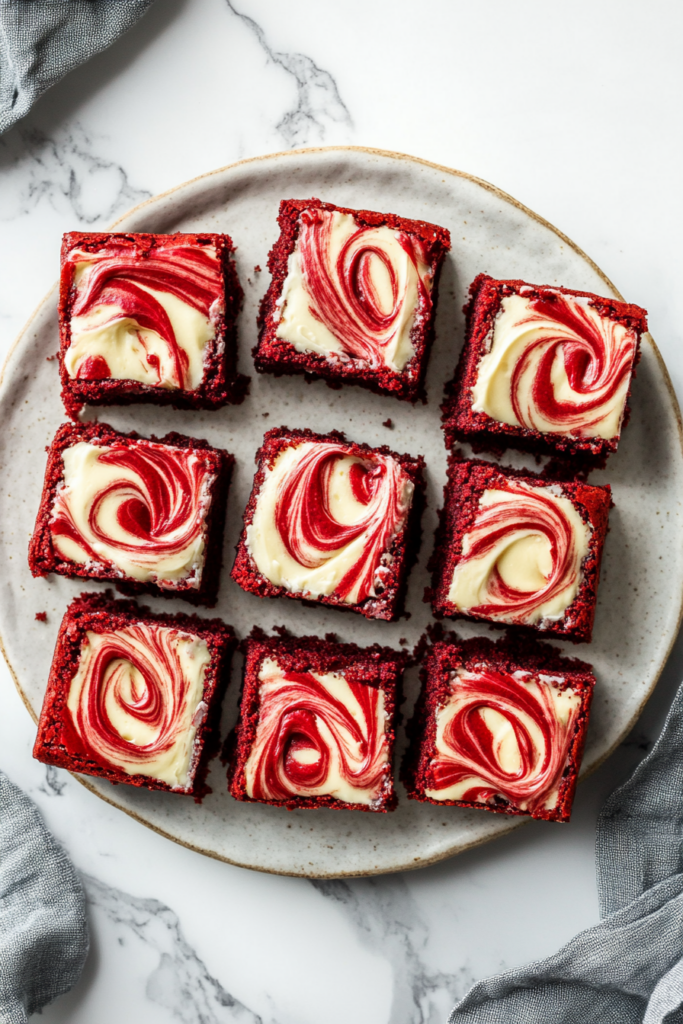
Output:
[{"xmin": 2, "ymin": 2, "xmax": 683, "ymax": 1021}]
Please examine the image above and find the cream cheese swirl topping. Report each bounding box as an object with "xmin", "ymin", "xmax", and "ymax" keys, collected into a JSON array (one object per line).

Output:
[
  {"xmin": 64, "ymin": 242, "xmax": 223, "ymax": 390},
  {"xmin": 246, "ymin": 440, "xmax": 413, "ymax": 605},
  {"xmin": 49, "ymin": 440, "xmax": 215, "ymax": 588},
  {"xmin": 244, "ymin": 658, "xmax": 390, "ymax": 805},
  {"xmin": 448, "ymin": 482, "xmax": 591, "ymax": 626},
  {"xmin": 67, "ymin": 624, "xmax": 211, "ymax": 788},
  {"xmin": 425, "ymin": 666, "xmax": 582, "ymax": 812},
  {"xmin": 471, "ymin": 292, "xmax": 638, "ymax": 439},
  {"xmin": 275, "ymin": 208, "xmax": 433, "ymax": 373}
]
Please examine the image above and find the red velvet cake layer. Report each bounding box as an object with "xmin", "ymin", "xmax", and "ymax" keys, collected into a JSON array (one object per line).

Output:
[
  {"xmin": 254, "ymin": 198, "xmax": 451, "ymax": 402},
  {"xmin": 227, "ymin": 632, "xmax": 405, "ymax": 811},
  {"xmin": 442, "ymin": 273, "xmax": 647, "ymax": 461},
  {"xmin": 428, "ymin": 456, "xmax": 611, "ymax": 643},
  {"xmin": 59, "ymin": 231, "xmax": 246, "ymax": 418},
  {"xmin": 401, "ymin": 633, "xmax": 595, "ymax": 822},
  {"xmin": 33, "ymin": 592, "xmax": 236, "ymax": 798},
  {"xmin": 29, "ymin": 421, "xmax": 233, "ymax": 607},
  {"xmin": 231, "ymin": 426, "xmax": 425, "ymax": 620}
]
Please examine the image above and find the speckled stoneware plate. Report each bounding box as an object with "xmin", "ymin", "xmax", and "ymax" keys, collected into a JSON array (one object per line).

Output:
[{"xmin": 2, "ymin": 147, "xmax": 682, "ymax": 878}]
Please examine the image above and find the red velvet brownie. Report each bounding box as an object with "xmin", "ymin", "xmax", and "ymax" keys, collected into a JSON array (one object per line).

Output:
[
  {"xmin": 254, "ymin": 198, "xmax": 451, "ymax": 401},
  {"xmin": 29, "ymin": 422, "xmax": 233, "ymax": 606},
  {"xmin": 402, "ymin": 634, "xmax": 595, "ymax": 822},
  {"xmin": 231, "ymin": 427, "xmax": 425, "ymax": 620},
  {"xmin": 227, "ymin": 633, "xmax": 405, "ymax": 811},
  {"xmin": 58, "ymin": 232, "xmax": 246, "ymax": 418},
  {"xmin": 428, "ymin": 456, "xmax": 611, "ymax": 643},
  {"xmin": 442, "ymin": 274, "xmax": 647, "ymax": 460},
  {"xmin": 33, "ymin": 592, "xmax": 236, "ymax": 797}
]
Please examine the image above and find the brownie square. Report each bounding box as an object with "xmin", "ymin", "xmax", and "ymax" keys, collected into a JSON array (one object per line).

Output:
[
  {"xmin": 58, "ymin": 231, "xmax": 246, "ymax": 418},
  {"xmin": 227, "ymin": 633, "xmax": 405, "ymax": 811},
  {"xmin": 254, "ymin": 198, "xmax": 451, "ymax": 401},
  {"xmin": 428, "ymin": 456, "xmax": 611, "ymax": 643},
  {"xmin": 442, "ymin": 273, "xmax": 647, "ymax": 460},
  {"xmin": 231, "ymin": 427, "xmax": 425, "ymax": 621},
  {"xmin": 33, "ymin": 592, "xmax": 236, "ymax": 797},
  {"xmin": 402, "ymin": 634, "xmax": 595, "ymax": 822},
  {"xmin": 29, "ymin": 422, "xmax": 233, "ymax": 607}
]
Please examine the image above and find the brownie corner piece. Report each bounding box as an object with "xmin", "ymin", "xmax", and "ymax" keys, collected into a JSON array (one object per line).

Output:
[
  {"xmin": 441, "ymin": 273, "xmax": 647, "ymax": 460},
  {"xmin": 254, "ymin": 198, "xmax": 451, "ymax": 401},
  {"xmin": 58, "ymin": 230, "xmax": 246, "ymax": 418},
  {"xmin": 429, "ymin": 456, "xmax": 611, "ymax": 643},
  {"xmin": 231, "ymin": 426, "xmax": 425, "ymax": 620},
  {"xmin": 227, "ymin": 632, "xmax": 405, "ymax": 811},
  {"xmin": 28, "ymin": 420, "xmax": 232, "ymax": 607},
  {"xmin": 401, "ymin": 633, "xmax": 595, "ymax": 822},
  {"xmin": 33, "ymin": 591, "xmax": 236, "ymax": 798}
]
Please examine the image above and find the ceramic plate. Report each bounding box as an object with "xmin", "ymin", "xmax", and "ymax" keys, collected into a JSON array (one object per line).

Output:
[{"xmin": 2, "ymin": 147, "xmax": 682, "ymax": 878}]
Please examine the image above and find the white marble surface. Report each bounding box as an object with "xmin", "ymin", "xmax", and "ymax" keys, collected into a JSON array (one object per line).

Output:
[{"xmin": 2, "ymin": 1, "xmax": 683, "ymax": 1020}]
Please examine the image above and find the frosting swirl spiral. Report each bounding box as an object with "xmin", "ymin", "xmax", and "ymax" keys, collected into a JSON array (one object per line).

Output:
[
  {"xmin": 425, "ymin": 666, "xmax": 582, "ymax": 812},
  {"xmin": 66, "ymin": 624, "xmax": 211, "ymax": 787},
  {"xmin": 244, "ymin": 658, "xmax": 390, "ymax": 805},
  {"xmin": 448, "ymin": 481, "xmax": 591, "ymax": 626},
  {"xmin": 246, "ymin": 441, "xmax": 414, "ymax": 604},
  {"xmin": 65, "ymin": 241, "xmax": 223, "ymax": 390},
  {"xmin": 471, "ymin": 292, "xmax": 638, "ymax": 439},
  {"xmin": 50, "ymin": 440, "xmax": 215, "ymax": 588},
  {"xmin": 275, "ymin": 208, "xmax": 433, "ymax": 372}
]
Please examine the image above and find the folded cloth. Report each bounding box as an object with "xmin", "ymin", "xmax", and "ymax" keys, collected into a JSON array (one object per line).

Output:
[
  {"xmin": 0, "ymin": 0, "xmax": 155, "ymax": 135},
  {"xmin": 0, "ymin": 770, "xmax": 88, "ymax": 1024},
  {"xmin": 449, "ymin": 681, "xmax": 683, "ymax": 1024}
]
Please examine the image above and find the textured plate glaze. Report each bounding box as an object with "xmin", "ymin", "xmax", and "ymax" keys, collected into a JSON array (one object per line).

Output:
[{"xmin": 1, "ymin": 147, "xmax": 682, "ymax": 878}]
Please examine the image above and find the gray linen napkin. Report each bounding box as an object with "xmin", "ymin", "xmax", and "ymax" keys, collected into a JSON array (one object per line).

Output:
[
  {"xmin": 0, "ymin": 0, "xmax": 155, "ymax": 135},
  {"xmin": 449, "ymin": 680, "xmax": 683, "ymax": 1024},
  {"xmin": 0, "ymin": 770, "xmax": 88, "ymax": 1024}
]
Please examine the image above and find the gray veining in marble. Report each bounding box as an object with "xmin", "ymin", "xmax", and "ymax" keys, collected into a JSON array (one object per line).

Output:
[
  {"xmin": 0, "ymin": 123, "xmax": 150, "ymax": 224},
  {"xmin": 312, "ymin": 878, "xmax": 475, "ymax": 1024},
  {"xmin": 225, "ymin": 0, "xmax": 352, "ymax": 147},
  {"xmin": 84, "ymin": 874, "xmax": 265, "ymax": 1024}
]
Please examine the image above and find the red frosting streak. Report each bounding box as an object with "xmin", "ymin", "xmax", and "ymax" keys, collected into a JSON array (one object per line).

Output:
[
  {"xmin": 429, "ymin": 667, "xmax": 579, "ymax": 811},
  {"xmin": 67, "ymin": 624, "xmax": 202, "ymax": 774},
  {"xmin": 69, "ymin": 244, "xmax": 222, "ymax": 389},
  {"xmin": 273, "ymin": 442, "xmax": 409, "ymax": 603},
  {"xmin": 49, "ymin": 442, "xmax": 212, "ymax": 578},
  {"xmin": 457, "ymin": 483, "xmax": 584, "ymax": 623},
  {"xmin": 249, "ymin": 668, "xmax": 388, "ymax": 801},
  {"xmin": 293, "ymin": 208, "xmax": 431, "ymax": 368},
  {"xmin": 509, "ymin": 294, "xmax": 637, "ymax": 434}
]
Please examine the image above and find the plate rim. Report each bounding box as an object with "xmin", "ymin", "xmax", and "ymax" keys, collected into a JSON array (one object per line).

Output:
[{"xmin": 2, "ymin": 144, "xmax": 682, "ymax": 878}]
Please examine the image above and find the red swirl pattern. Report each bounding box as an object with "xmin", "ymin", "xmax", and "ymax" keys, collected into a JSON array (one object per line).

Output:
[
  {"xmin": 246, "ymin": 667, "xmax": 389, "ymax": 802},
  {"xmin": 50, "ymin": 441, "xmax": 213, "ymax": 580},
  {"xmin": 452, "ymin": 482, "xmax": 586, "ymax": 623},
  {"xmin": 292, "ymin": 208, "xmax": 431, "ymax": 367},
  {"xmin": 428, "ymin": 667, "xmax": 580, "ymax": 812},
  {"xmin": 68, "ymin": 242, "xmax": 222, "ymax": 387},
  {"xmin": 67, "ymin": 624, "xmax": 206, "ymax": 778},
  {"xmin": 509, "ymin": 294, "xmax": 637, "ymax": 434},
  {"xmin": 272, "ymin": 443, "xmax": 411, "ymax": 603}
]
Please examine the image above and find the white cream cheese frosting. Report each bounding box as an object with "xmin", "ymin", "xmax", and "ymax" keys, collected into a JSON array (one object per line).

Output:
[
  {"xmin": 244, "ymin": 658, "xmax": 389, "ymax": 805},
  {"xmin": 275, "ymin": 209, "xmax": 433, "ymax": 373},
  {"xmin": 67, "ymin": 624, "xmax": 211, "ymax": 788},
  {"xmin": 471, "ymin": 293, "xmax": 637, "ymax": 439},
  {"xmin": 448, "ymin": 483, "xmax": 591, "ymax": 626},
  {"xmin": 49, "ymin": 440, "xmax": 214, "ymax": 587}
]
